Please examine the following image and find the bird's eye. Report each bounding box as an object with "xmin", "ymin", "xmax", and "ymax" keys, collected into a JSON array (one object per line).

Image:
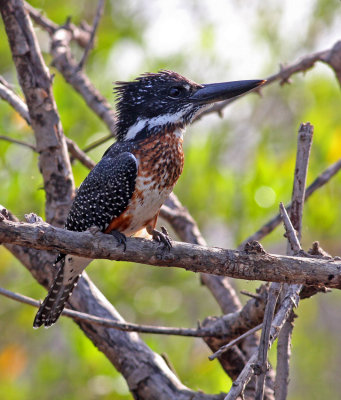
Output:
[{"xmin": 169, "ymin": 86, "xmax": 183, "ymax": 97}]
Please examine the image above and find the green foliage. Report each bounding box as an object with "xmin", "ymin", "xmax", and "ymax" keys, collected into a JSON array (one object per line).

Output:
[{"xmin": 1, "ymin": 1, "xmax": 341, "ymax": 399}]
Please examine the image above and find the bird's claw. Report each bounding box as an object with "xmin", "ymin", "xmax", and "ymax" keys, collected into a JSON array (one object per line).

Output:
[
  {"xmin": 109, "ymin": 230, "xmax": 127, "ymax": 251},
  {"xmin": 152, "ymin": 226, "xmax": 172, "ymax": 250}
]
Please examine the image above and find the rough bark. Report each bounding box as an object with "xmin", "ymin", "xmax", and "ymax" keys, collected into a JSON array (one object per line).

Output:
[
  {"xmin": 0, "ymin": 218, "xmax": 340, "ymax": 288},
  {"xmin": 0, "ymin": 0, "xmax": 74, "ymax": 226}
]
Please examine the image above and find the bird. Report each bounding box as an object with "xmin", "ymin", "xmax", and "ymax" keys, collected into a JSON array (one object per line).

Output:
[{"xmin": 33, "ymin": 70, "xmax": 265, "ymax": 328}]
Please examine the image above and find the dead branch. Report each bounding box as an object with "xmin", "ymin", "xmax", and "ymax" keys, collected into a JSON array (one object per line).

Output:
[
  {"xmin": 0, "ymin": 135, "xmax": 36, "ymax": 151},
  {"xmin": 254, "ymin": 283, "xmax": 281, "ymax": 400},
  {"xmin": 162, "ymin": 194, "xmax": 272, "ymax": 395},
  {"xmin": 0, "ymin": 286, "xmax": 244, "ymax": 338},
  {"xmin": 224, "ymin": 281, "xmax": 302, "ymax": 400},
  {"xmin": 0, "ymin": 78, "xmax": 30, "ymax": 124},
  {"xmin": 24, "ymin": 1, "xmax": 92, "ymax": 47},
  {"xmin": 239, "ymin": 157, "xmax": 341, "ymax": 248},
  {"xmin": 77, "ymin": 0, "xmax": 105, "ymax": 70},
  {"xmin": 0, "ymin": 74, "xmax": 96, "ymax": 170},
  {"xmin": 199, "ymin": 41, "xmax": 341, "ymax": 120},
  {"xmin": 287, "ymin": 123, "xmax": 314, "ymax": 246},
  {"xmin": 50, "ymin": 26, "xmax": 116, "ymax": 134},
  {"xmin": 209, "ymin": 324, "xmax": 263, "ymax": 361},
  {"xmin": 1, "ymin": 212, "xmax": 225, "ymax": 400},
  {"xmin": 0, "ymin": 217, "xmax": 340, "ymax": 288},
  {"xmin": 279, "ymin": 203, "xmax": 302, "ymax": 254},
  {"xmin": 275, "ymin": 123, "xmax": 313, "ymax": 400},
  {"xmin": 0, "ymin": 0, "xmax": 74, "ymax": 226}
]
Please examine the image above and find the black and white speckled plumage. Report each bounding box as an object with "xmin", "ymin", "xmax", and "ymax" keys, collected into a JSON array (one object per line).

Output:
[
  {"xmin": 65, "ymin": 152, "xmax": 137, "ymax": 232},
  {"xmin": 33, "ymin": 151, "xmax": 138, "ymax": 328},
  {"xmin": 33, "ymin": 71, "xmax": 264, "ymax": 328},
  {"xmin": 114, "ymin": 70, "xmax": 203, "ymax": 141}
]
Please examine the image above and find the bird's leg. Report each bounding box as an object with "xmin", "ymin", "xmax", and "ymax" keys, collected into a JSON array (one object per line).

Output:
[
  {"xmin": 146, "ymin": 213, "xmax": 172, "ymax": 250},
  {"xmin": 152, "ymin": 226, "xmax": 172, "ymax": 250},
  {"xmin": 108, "ymin": 229, "xmax": 127, "ymax": 251},
  {"xmin": 89, "ymin": 225, "xmax": 127, "ymax": 251}
]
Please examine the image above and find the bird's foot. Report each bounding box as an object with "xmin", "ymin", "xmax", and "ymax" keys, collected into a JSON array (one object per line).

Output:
[
  {"xmin": 151, "ymin": 226, "xmax": 172, "ymax": 251},
  {"xmin": 109, "ymin": 229, "xmax": 127, "ymax": 251}
]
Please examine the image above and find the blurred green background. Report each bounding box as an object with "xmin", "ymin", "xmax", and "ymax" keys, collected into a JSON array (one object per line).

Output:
[{"xmin": 1, "ymin": 0, "xmax": 341, "ymax": 399}]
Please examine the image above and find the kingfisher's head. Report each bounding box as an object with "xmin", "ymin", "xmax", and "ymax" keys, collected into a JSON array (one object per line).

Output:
[{"xmin": 114, "ymin": 70, "xmax": 265, "ymax": 142}]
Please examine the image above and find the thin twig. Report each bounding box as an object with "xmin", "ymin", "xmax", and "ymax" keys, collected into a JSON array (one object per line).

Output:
[
  {"xmin": 0, "ymin": 75, "xmax": 96, "ymax": 170},
  {"xmin": 240, "ymin": 290, "xmax": 263, "ymax": 301},
  {"xmin": 0, "ymin": 79, "xmax": 30, "ymax": 124},
  {"xmin": 275, "ymin": 122, "xmax": 313, "ymax": 400},
  {"xmin": 198, "ymin": 47, "xmax": 332, "ymax": 121},
  {"xmin": 224, "ymin": 283, "xmax": 301, "ymax": 400},
  {"xmin": 0, "ymin": 135, "xmax": 36, "ymax": 151},
  {"xmin": 287, "ymin": 122, "xmax": 314, "ymax": 247},
  {"xmin": 83, "ymin": 133, "xmax": 115, "ymax": 153},
  {"xmin": 254, "ymin": 283, "xmax": 281, "ymax": 400},
  {"xmin": 238, "ymin": 157, "xmax": 341, "ymax": 249},
  {"xmin": 50, "ymin": 27, "xmax": 117, "ymax": 134},
  {"xmin": 279, "ymin": 203, "xmax": 302, "ymax": 254},
  {"xmin": 24, "ymin": 1, "xmax": 91, "ymax": 47},
  {"xmin": 209, "ymin": 324, "xmax": 263, "ymax": 361},
  {"xmin": 65, "ymin": 137, "xmax": 96, "ymax": 169},
  {"xmin": 0, "ymin": 286, "xmax": 232, "ymax": 338},
  {"xmin": 78, "ymin": 0, "xmax": 105, "ymax": 70}
]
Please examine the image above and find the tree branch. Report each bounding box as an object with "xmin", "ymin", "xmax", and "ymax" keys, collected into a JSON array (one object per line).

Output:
[
  {"xmin": 279, "ymin": 203, "xmax": 302, "ymax": 254},
  {"xmin": 50, "ymin": 26, "xmax": 116, "ymax": 134},
  {"xmin": 0, "ymin": 135, "xmax": 36, "ymax": 150},
  {"xmin": 275, "ymin": 123, "xmax": 313, "ymax": 400},
  {"xmin": 239, "ymin": 156, "xmax": 341, "ymax": 248},
  {"xmin": 0, "ymin": 77, "xmax": 30, "ymax": 124},
  {"xmin": 224, "ymin": 281, "xmax": 302, "ymax": 400},
  {"xmin": 161, "ymin": 194, "xmax": 273, "ymax": 396},
  {"xmin": 254, "ymin": 283, "xmax": 281, "ymax": 400},
  {"xmin": 0, "ymin": 216, "xmax": 340, "ymax": 288},
  {"xmin": 209, "ymin": 324, "xmax": 263, "ymax": 361},
  {"xmin": 0, "ymin": 75, "xmax": 96, "ymax": 170},
  {"xmin": 1, "ymin": 211, "xmax": 225, "ymax": 400},
  {"xmin": 1, "ymin": 0, "xmax": 74, "ymax": 227},
  {"xmin": 0, "ymin": 286, "xmax": 242, "ymax": 338},
  {"xmin": 77, "ymin": 0, "xmax": 105, "ymax": 70},
  {"xmin": 199, "ymin": 41, "xmax": 341, "ymax": 120},
  {"xmin": 24, "ymin": 1, "xmax": 92, "ymax": 48}
]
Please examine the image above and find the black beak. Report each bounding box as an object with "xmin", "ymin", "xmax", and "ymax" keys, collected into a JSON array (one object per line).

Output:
[{"xmin": 190, "ymin": 79, "xmax": 266, "ymax": 104}]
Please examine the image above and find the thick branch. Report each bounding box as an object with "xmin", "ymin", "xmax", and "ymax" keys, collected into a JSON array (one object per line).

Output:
[
  {"xmin": 1, "ymin": 218, "xmax": 340, "ymax": 288},
  {"xmin": 0, "ymin": 0, "xmax": 74, "ymax": 226},
  {"xmin": 1, "ymin": 212, "xmax": 224, "ymax": 400},
  {"xmin": 162, "ymin": 194, "xmax": 271, "ymax": 396},
  {"xmin": 50, "ymin": 27, "xmax": 116, "ymax": 134}
]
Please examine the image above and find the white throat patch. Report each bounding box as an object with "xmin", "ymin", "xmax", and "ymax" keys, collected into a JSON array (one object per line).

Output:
[{"xmin": 124, "ymin": 107, "xmax": 191, "ymax": 141}]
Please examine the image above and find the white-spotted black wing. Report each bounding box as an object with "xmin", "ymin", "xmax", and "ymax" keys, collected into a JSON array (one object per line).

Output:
[{"xmin": 65, "ymin": 152, "xmax": 138, "ymax": 232}]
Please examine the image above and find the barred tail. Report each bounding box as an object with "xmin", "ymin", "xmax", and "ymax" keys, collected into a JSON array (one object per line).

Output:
[{"xmin": 33, "ymin": 255, "xmax": 89, "ymax": 328}]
